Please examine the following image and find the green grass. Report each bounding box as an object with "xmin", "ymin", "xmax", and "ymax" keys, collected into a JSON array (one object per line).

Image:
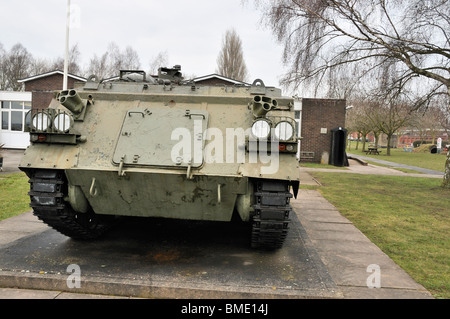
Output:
[
  {"xmin": 309, "ymin": 171, "xmax": 450, "ymax": 299},
  {"xmin": 0, "ymin": 172, "xmax": 30, "ymax": 221},
  {"xmin": 347, "ymin": 142, "xmax": 447, "ymax": 172}
]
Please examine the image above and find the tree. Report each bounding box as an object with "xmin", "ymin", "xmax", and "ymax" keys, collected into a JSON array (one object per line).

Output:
[
  {"xmin": 86, "ymin": 52, "xmax": 110, "ymax": 80},
  {"xmin": 253, "ymin": 0, "xmax": 449, "ymax": 98},
  {"xmin": 216, "ymin": 29, "xmax": 249, "ymax": 82},
  {"xmin": 370, "ymin": 99, "xmax": 413, "ymax": 155},
  {"xmin": 411, "ymin": 105, "xmax": 446, "ymax": 145},
  {"xmin": 107, "ymin": 43, "xmax": 141, "ymax": 74},
  {"xmin": 149, "ymin": 51, "xmax": 169, "ymax": 75},
  {"xmin": 86, "ymin": 42, "xmax": 141, "ymax": 80},
  {"xmin": 51, "ymin": 44, "xmax": 82, "ymax": 75},
  {"xmin": 0, "ymin": 43, "xmax": 33, "ymax": 91},
  {"xmin": 346, "ymin": 100, "xmax": 376, "ymax": 151},
  {"xmin": 253, "ymin": 0, "xmax": 450, "ymax": 186},
  {"xmin": 0, "ymin": 43, "xmax": 6, "ymax": 90}
]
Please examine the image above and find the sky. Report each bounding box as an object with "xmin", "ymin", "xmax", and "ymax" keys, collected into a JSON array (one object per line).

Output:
[{"xmin": 0, "ymin": 0, "xmax": 290, "ymax": 89}]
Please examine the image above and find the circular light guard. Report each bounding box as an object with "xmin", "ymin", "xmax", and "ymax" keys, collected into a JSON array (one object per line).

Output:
[
  {"xmin": 31, "ymin": 113, "xmax": 50, "ymax": 131},
  {"xmin": 251, "ymin": 119, "xmax": 271, "ymax": 139},
  {"xmin": 30, "ymin": 110, "xmax": 73, "ymax": 133},
  {"xmin": 53, "ymin": 113, "xmax": 73, "ymax": 132},
  {"xmin": 274, "ymin": 121, "xmax": 294, "ymax": 141}
]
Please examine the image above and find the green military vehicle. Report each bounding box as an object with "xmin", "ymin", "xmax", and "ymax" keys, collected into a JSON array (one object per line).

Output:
[{"xmin": 19, "ymin": 66, "xmax": 300, "ymax": 249}]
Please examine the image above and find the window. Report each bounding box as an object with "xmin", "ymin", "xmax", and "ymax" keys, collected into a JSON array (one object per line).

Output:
[
  {"xmin": 11, "ymin": 101, "xmax": 22, "ymax": 109},
  {"xmin": 1, "ymin": 111, "xmax": 8, "ymax": 130},
  {"xmin": 11, "ymin": 111, "xmax": 23, "ymax": 131},
  {"xmin": 0, "ymin": 101, "xmax": 31, "ymax": 132}
]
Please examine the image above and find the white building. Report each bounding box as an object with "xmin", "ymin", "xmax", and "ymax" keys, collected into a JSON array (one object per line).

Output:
[{"xmin": 0, "ymin": 91, "xmax": 32, "ymax": 149}]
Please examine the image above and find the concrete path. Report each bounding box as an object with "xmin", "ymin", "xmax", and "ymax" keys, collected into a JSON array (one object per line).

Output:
[
  {"xmin": 301, "ymin": 158, "xmax": 443, "ymax": 180},
  {"xmin": 293, "ymin": 190, "xmax": 433, "ymax": 299},
  {"xmin": 0, "ymin": 149, "xmax": 23, "ymax": 175},
  {"xmin": 347, "ymin": 153, "xmax": 444, "ymax": 176}
]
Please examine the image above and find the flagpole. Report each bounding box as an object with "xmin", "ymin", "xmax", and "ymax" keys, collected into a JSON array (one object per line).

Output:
[{"xmin": 63, "ymin": 0, "xmax": 71, "ymax": 90}]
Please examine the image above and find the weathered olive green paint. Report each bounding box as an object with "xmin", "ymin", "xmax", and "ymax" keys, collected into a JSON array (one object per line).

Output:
[
  {"xmin": 19, "ymin": 69, "xmax": 300, "ymax": 222},
  {"xmin": 113, "ymin": 108, "xmax": 209, "ymax": 168},
  {"xmin": 65, "ymin": 169, "xmax": 246, "ymax": 221}
]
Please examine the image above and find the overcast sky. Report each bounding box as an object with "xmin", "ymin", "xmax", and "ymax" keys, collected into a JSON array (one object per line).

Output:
[{"xmin": 0, "ymin": 0, "xmax": 291, "ymax": 89}]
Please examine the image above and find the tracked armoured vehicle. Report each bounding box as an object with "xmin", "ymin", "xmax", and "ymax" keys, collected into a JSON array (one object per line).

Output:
[{"xmin": 19, "ymin": 66, "xmax": 300, "ymax": 249}]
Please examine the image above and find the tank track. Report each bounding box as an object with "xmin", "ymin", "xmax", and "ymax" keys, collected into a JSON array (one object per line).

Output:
[
  {"xmin": 27, "ymin": 169, "xmax": 113, "ymax": 240},
  {"xmin": 251, "ymin": 180, "xmax": 292, "ymax": 249}
]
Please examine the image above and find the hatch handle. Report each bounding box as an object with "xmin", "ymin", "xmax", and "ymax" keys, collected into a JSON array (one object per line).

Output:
[
  {"xmin": 118, "ymin": 155, "xmax": 126, "ymax": 177},
  {"xmin": 89, "ymin": 178, "xmax": 98, "ymax": 197},
  {"xmin": 218, "ymin": 184, "xmax": 222, "ymax": 204},
  {"xmin": 128, "ymin": 111, "xmax": 145, "ymax": 118},
  {"xmin": 184, "ymin": 110, "xmax": 205, "ymax": 119},
  {"xmin": 186, "ymin": 160, "xmax": 193, "ymax": 179}
]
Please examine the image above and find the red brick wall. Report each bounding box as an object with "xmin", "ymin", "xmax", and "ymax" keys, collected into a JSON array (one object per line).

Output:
[
  {"xmin": 24, "ymin": 74, "xmax": 80, "ymax": 109},
  {"xmin": 300, "ymin": 98, "xmax": 347, "ymax": 163}
]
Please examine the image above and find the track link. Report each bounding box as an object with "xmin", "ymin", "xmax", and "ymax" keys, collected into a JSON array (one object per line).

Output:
[
  {"xmin": 251, "ymin": 180, "xmax": 292, "ymax": 249},
  {"xmin": 28, "ymin": 169, "xmax": 113, "ymax": 240}
]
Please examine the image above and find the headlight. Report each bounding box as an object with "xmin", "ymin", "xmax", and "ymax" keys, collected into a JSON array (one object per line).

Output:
[
  {"xmin": 53, "ymin": 113, "xmax": 73, "ymax": 132},
  {"xmin": 274, "ymin": 121, "xmax": 294, "ymax": 141},
  {"xmin": 251, "ymin": 119, "xmax": 271, "ymax": 139},
  {"xmin": 31, "ymin": 112, "xmax": 50, "ymax": 131}
]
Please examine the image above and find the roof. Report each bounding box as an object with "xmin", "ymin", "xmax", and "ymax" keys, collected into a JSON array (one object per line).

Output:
[
  {"xmin": 191, "ymin": 74, "xmax": 249, "ymax": 86},
  {"xmin": 18, "ymin": 70, "xmax": 87, "ymax": 83}
]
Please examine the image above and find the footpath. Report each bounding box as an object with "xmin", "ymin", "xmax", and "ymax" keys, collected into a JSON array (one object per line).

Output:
[{"xmin": 347, "ymin": 153, "xmax": 444, "ymax": 176}]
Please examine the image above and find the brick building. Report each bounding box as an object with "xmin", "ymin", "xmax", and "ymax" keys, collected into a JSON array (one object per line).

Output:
[
  {"xmin": 18, "ymin": 70, "xmax": 86, "ymax": 109},
  {"xmin": 0, "ymin": 71, "xmax": 86, "ymax": 149},
  {"xmin": 297, "ymin": 98, "xmax": 347, "ymax": 164}
]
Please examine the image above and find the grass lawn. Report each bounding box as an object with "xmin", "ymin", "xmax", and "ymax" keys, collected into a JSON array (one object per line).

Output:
[
  {"xmin": 308, "ymin": 171, "xmax": 450, "ymax": 299},
  {"xmin": 0, "ymin": 172, "xmax": 30, "ymax": 221},
  {"xmin": 347, "ymin": 142, "xmax": 447, "ymax": 172}
]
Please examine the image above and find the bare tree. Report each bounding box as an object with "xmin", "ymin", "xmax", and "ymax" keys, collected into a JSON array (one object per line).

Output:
[
  {"xmin": 0, "ymin": 43, "xmax": 6, "ymax": 90},
  {"xmin": 412, "ymin": 105, "xmax": 447, "ymax": 144},
  {"xmin": 1, "ymin": 43, "xmax": 33, "ymax": 91},
  {"xmin": 370, "ymin": 99, "xmax": 414, "ymax": 155},
  {"xmin": 254, "ymin": 0, "xmax": 449, "ymax": 98},
  {"xmin": 107, "ymin": 43, "xmax": 141, "ymax": 74},
  {"xmin": 149, "ymin": 51, "xmax": 169, "ymax": 75},
  {"xmin": 86, "ymin": 42, "xmax": 141, "ymax": 80},
  {"xmin": 216, "ymin": 29, "xmax": 249, "ymax": 82},
  {"xmin": 252, "ymin": 0, "xmax": 450, "ymax": 186},
  {"xmin": 346, "ymin": 99, "xmax": 378, "ymax": 151},
  {"xmin": 29, "ymin": 57, "xmax": 53, "ymax": 76},
  {"xmin": 51, "ymin": 44, "xmax": 82, "ymax": 75},
  {"xmin": 435, "ymin": 94, "xmax": 450, "ymax": 135},
  {"xmin": 122, "ymin": 46, "xmax": 141, "ymax": 70}
]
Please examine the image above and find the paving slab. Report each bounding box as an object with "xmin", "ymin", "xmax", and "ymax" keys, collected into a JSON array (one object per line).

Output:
[
  {"xmin": 294, "ymin": 189, "xmax": 433, "ymax": 299},
  {"xmin": 347, "ymin": 153, "xmax": 444, "ymax": 176},
  {"xmin": 0, "ymin": 210, "xmax": 342, "ymax": 299},
  {"xmin": 302, "ymin": 157, "xmax": 443, "ymax": 179},
  {"xmin": 0, "ymin": 149, "xmax": 23, "ymax": 175}
]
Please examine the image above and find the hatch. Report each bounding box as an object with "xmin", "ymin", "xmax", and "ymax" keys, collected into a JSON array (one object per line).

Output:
[{"xmin": 113, "ymin": 108, "xmax": 209, "ymax": 168}]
